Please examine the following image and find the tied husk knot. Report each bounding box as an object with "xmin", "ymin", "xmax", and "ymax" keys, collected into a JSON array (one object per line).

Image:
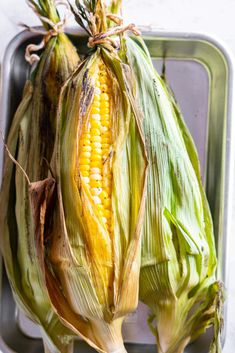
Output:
[
  {"xmin": 87, "ymin": 23, "xmax": 141, "ymax": 49},
  {"xmin": 24, "ymin": 0, "xmax": 71, "ymax": 64},
  {"xmin": 71, "ymin": 0, "xmax": 140, "ymax": 51}
]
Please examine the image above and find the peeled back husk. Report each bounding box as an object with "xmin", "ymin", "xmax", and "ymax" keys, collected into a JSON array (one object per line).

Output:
[
  {"xmin": 0, "ymin": 1, "xmax": 79, "ymax": 352},
  {"xmin": 34, "ymin": 46, "xmax": 148, "ymax": 353},
  {"xmin": 125, "ymin": 36, "xmax": 224, "ymax": 353}
]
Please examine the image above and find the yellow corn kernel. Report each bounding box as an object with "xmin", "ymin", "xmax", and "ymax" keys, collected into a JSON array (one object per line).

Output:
[
  {"xmin": 91, "ymin": 136, "xmax": 102, "ymax": 143},
  {"xmin": 97, "ymin": 204, "xmax": 104, "ymax": 212},
  {"xmin": 90, "ymin": 121, "xmax": 101, "ymax": 129},
  {"xmin": 93, "ymin": 196, "xmax": 102, "ymax": 204},
  {"xmin": 100, "ymin": 101, "xmax": 110, "ymax": 109},
  {"xmin": 90, "ymin": 180, "xmax": 102, "ymax": 188},
  {"xmin": 82, "ymin": 177, "xmax": 90, "ymax": 184},
  {"xmin": 90, "ymin": 174, "xmax": 102, "ymax": 181},
  {"xmin": 91, "ymin": 155, "xmax": 102, "ymax": 163},
  {"xmin": 100, "ymin": 93, "xmax": 109, "ymax": 101},
  {"xmin": 91, "ymin": 150, "xmax": 102, "ymax": 162},
  {"xmin": 100, "ymin": 190, "xmax": 108, "ymax": 200},
  {"xmin": 91, "ymin": 129, "xmax": 101, "ymax": 137},
  {"xmin": 99, "ymin": 76, "xmax": 108, "ymax": 84},
  {"xmin": 101, "ymin": 121, "xmax": 111, "ymax": 128},
  {"xmin": 99, "ymin": 101, "xmax": 110, "ymax": 110},
  {"xmin": 91, "ymin": 168, "xmax": 102, "ymax": 175},
  {"xmin": 91, "ymin": 114, "xmax": 101, "ymax": 120},
  {"xmin": 79, "ymin": 152, "xmax": 91, "ymax": 159},
  {"xmin": 91, "ymin": 142, "xmax": 102, "ymax": 149},
  {"xmin": 79, "ymin": 158, "xmax": 91, "ymax": 166},
  {"xmin": 101, "ymin": 124, "xmax": 110, "ymax": 130},
  {"xmin": 91, "ymin": 187, "xmax": 102, "ymax": 196},
  {"xmin": 81, "ymin": 171, "xmax": 90, "ymax": 177},
  {"xmin": 103, "ymin": 197, "xmax": 111, "ymax": 208},
  {"xmin": 82, "ymin": 146, "xmax": 92, "ymax": 152},
  {"xmin": 101, "ymin": 113, "xmax": 110, "ymax": 120},
  {"xmin": 90, "ymin": 160, "xmax": 102, "ymax": 168},
  {"xmin": 80, "ymin": 138, "xmax": 91, "ymax": 145},
  {"xmin": 81, "ymin": 132, "xmax": 91, "ymax": 138},
  {"xmin": 96, "ymin": 145, "xmax": 103, "ymax": 152},
  {"xmin": 91, "ymin": 107, "xmax": 100, "ymax": 114},
  {"xmin": 100, "ymin": 107, "xmax": 110, "ymax": 115},
  {"xmin": 103, "ymin": 209, "xmax": 112, "ymax": 219},
  {"xmin": 80, "ymin": 165, "xmax": 90, "ymax": 172},
  {"xmin": 100, "ymin": 118, "xmax": 110, "ymax": 124}
]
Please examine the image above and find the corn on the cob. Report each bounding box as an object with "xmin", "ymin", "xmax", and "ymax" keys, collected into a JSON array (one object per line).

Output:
[
  {"xmin": 30, "ymin": 2, "xmax": 148, "ymax": 351},
  {"xmin": 0, "ymin": 1, "xmax": 79, "ymax": 352},
  {"xmin": 38, "ymin": 48, "xmax": 147, "ymax": 351},
  {"xmin": 125, "ymin": 36, "xmax": 223, "ymax": 353}
]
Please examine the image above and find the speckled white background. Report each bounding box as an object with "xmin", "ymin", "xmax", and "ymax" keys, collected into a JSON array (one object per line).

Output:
[{"xmin": 0, "ymin": 1, "xmax": 235, "ymax": 353}]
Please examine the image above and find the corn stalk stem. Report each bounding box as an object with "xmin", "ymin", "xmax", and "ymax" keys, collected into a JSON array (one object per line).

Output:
[
  {"xmin": 90, "ymin": 317, "xmax": 127, "ymax": 353},
  {"xmin": 171, "ymin": 338, "xmax": 190, "ymax": 353},
  {"xmin": 158, "ymin": 337, "xmax": 190, "ymax": 353},
  {"xmin": 152, "ymin": 303, "xmax": 190, "ymax": 353}
]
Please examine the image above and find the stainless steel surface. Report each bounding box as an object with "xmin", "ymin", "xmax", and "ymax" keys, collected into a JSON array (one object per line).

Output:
[{"xmin": 0, "ymin": 30, "xmax": 233, "ymax": 353}]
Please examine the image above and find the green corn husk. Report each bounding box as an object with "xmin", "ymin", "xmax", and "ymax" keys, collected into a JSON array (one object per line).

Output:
[
  {"xmin": 0, "ymin": 1, "xmax": 79, "ymax": 352},
  {"xmin": 125, "ymin": 36, "xmax": 224, "ymax": 353},
  {"xmin": 31, "ymin": 2, "xmax": 148, "ymax": 353}
]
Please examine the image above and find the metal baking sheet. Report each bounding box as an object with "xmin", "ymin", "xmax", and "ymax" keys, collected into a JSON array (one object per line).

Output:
[{"xmin": 0, "ymin": 29, "xmax": 234, "ymax": 353}]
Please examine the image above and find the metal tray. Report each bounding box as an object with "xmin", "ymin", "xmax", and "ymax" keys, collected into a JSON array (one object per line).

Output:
[{"xmin": 0, "ymin": 29, "xmax": 234, "ymax": 353}]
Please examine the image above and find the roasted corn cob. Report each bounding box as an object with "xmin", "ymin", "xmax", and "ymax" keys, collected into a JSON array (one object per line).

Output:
[
  {"xmin": 0, "ymin": 1, "xmax": 79, "ymax": 352},
  {"xmin": 31, "ymin": 2, "xmax": 147, "ymax": 352},
  {"xmin": 125, "ymin": 36, "xmax": 223, "ymax": 353}
]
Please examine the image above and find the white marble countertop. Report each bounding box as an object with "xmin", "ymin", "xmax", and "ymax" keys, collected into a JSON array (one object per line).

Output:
[{"xmin": 0, "ymin": 1, "xmax": 235, "ymax": 353}]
